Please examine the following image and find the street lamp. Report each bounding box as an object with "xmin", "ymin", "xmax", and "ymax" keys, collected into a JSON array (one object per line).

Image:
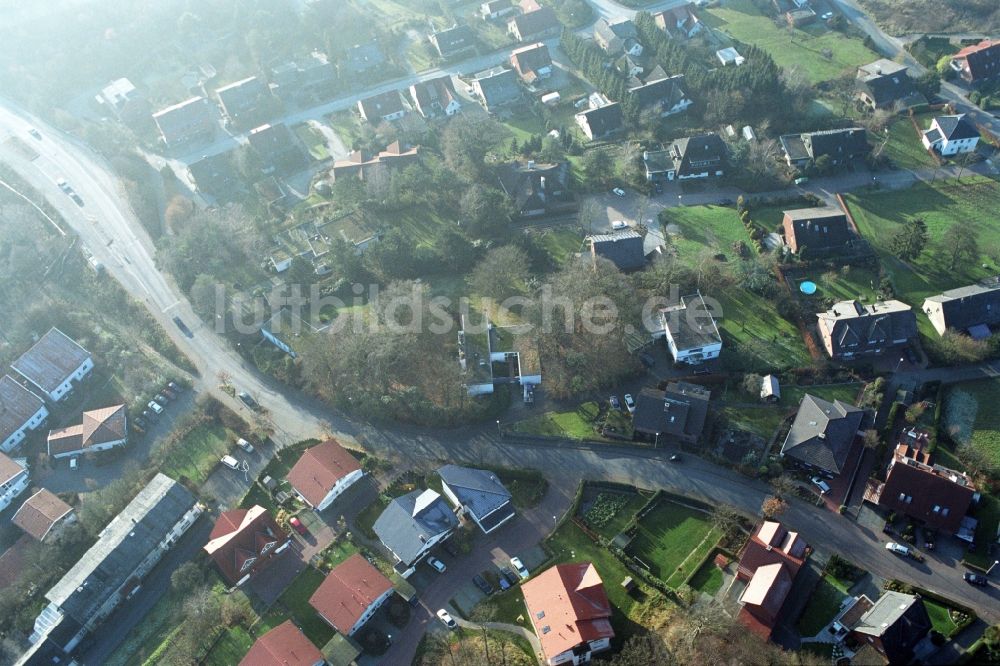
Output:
[
  {"xmin": 496, "ymin": 419, "xmax": 502, "ymax": 438},
  {"xmin": 989, "ymin": 560, "xmax": 999, "ymax": 576},
  {"xmin": 655, "ymin": 432, "xmax": 661, "ymax": 448},
  {"xmin": 894, "ymin": 356, "xmax": 904, "ymax": 373}
]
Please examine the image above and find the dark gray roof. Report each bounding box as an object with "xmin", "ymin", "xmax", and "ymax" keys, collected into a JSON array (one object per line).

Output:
[
  {"xmin": 373, "ymin": 489, "xmax": 458, "ymax": 566},
  {"xmin": 358, "ymin": 90, "xmax": 406, "ymax": 120},
  {"xmin": 669, "ymin": 133, "xmax": 726, "ymax": 177},
  {"xmin": 857, "ymin": 60, "xmax": 919, "ymax": 107},
  {"xmin": 430, "ymin": 25, "xmax": 475, "ymax": 57},
  {"xmin": 438, "ymin": 465, "xmax": 513, "ymax": 523},
  {"xmin": 12, "ymin": 328, "xmax": 91, "ymax": 394},
  {"xmin": 933, "ymin": 114, "xmax": 979, "ymax": 141},
  {"xmin": 783, "ymin": 207, "xmax": 853, "ymax": 251},
  {"xmin": 0, "ymin": 375, "xmax": 45, "ymax": 444},
  {"xmin": 188, "ymin": 150, "xmax": 241, "ymax": 200},
  {"xmin": 45, "ymin": 474, "xmax": 196, "ymax": 625},
  {"xmin": 509, "ymin": 7, "xmax": 560, "ymax": 40},
  {"xmin": 803, "ymin": 127, "xmax": 869, "ymax": 160},
  {"xmin": 781, "ymin": 394, "xmax": 864, "ymax": 474},
  {"xmin": 577, "ymin": 103, "xmax": 623, "ymax": 139},
  {"xmin": 343, "ymin": 42, "xmax": 385, "ymax": 74},
  {"xmin": 214, "ymin": 76, "xmax": 267, "ymax": 118},
  {"xmin": 818, "ymin": 300, "xmax": 917, "ymax": 358},
  {"xmin": 474, "ymin": 66, "xmax": 521, "ymax": 109},
  {"xmin": 632, "ymin": 383, "xmax": 710, "ymax": 442},
  {"xmin": 923, "ymin": 277, "xmax": 1000, "ymax": 331},
  {"xmin": 661, "ymin": 293, "xmax": 722, "ymax": 351},
  {"xmin": 628, "ymin": 75, "xmax": 687, "ymax": 112},
  {"xmin": 589, "ymin": 230, "xmax": 645, "ymax": 271}
]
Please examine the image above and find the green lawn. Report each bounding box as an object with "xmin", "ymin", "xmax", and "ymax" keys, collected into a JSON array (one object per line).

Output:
[
  {"xmin": 511, "ymin": 401, "xmax": 601, "ymax": 439},
  {"xmin": 942, "ymin": 378, "xmax": 1000, "ymax": 469},
  {"xmin": 720, "ymin": 382, "xmax": 860, "ymax": 438},
  {"xmin": 277, "ymin": 566, "xmax": 335, "ymax": 647},
  {"xmin": 884, "ymin": 114, "xmax": 938, "ymax": 170},
  {"xmin": 535, "ymin": 226, "xmax": 585, "ymax": 266},
  {"xmin": 202, "ymin": 625, "xmax": 254, "ymax": 666},
  {"xmin": 355, "ymin": 496, "xmax": 389, "ymax": 540},
  {"xmin": 662, "ymin": 204, "xmax": 749, "ymax": 269},
  {"xmin": 718, "ymin": 404, "xmax": 789, "ymax": 439},
  {"xmin": 688, "ymin": 561, "xmax": 724, "ymax": 596},
  {"xmin": 925, "ymin": 599, "xmax": 959, "ymax": 637},
  {"xmin": 626, "ymin": 501, "xmax": 720, "ymax": 587},
  {"xmin": 104, "ymin": 588, "xmax": 187, "ymax": 666},
  {"xmin": 717, "ymin": 290, "xmax": 813, "ymax": 370},
  {"xmin": 802, "ymin": 265, "xmax": 882, "ymax": 304},
  {"xmin": 291, "ymin": 123, "xmax": 328, "ymax": 160},
  {"xmin": 796, "ymin": 575, "xmax": 848, "ymax": 637},
  {"xmin": 845, "ymin": 177, "xmax": 1000, "ymax": 306},
  {"xmin": 706, "ymin": 0, "xmax": 880, "ymax": 84},
  {"xmin": 469, "ymin": 587, "xmax": 530, "ymax": 627},
  {"xmin": 159, "ymin": 422, "xmax": 231, "ymax": 486},
  {"xmin": 317, "ymin": 538, "xmax": 360, "ymax": 570}
]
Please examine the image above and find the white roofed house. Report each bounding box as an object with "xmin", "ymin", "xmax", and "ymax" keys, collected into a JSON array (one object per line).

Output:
[
  {"xmin": 0, "ymin": 451, "xmax": 30, "ymax": 513},
  {"xmin": 0, "ymin": 375, "xmax": 49, "ymax": 453},
  {"xmin": 437, "ymin": 464, "xmax": 516, "ymax": 533},
  {"xmin": 658, "ymin": 292, "xmax": 723, "ymax": 364},
  {"xmin": 11, "ymin": 328, "xmax": 93, "ymax": 402}
]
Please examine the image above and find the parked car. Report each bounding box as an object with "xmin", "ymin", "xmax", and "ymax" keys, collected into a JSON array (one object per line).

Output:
[
  {"xmin": 612, "ymin": 187, "xmax": 626, "ymax": 197},
  {"xmin": 820, "ymin": 11, "xmax": 834, "ymax": 19},
  {"xmin": 56, "ymin": 178, "xmax": 71, "ymax": 193},
  {"xmin": 964, "ymin": 572, "xmax": 988, "ymax": 587},
  {"xmin": 154, "ymin": 392, "xmax": 170, "ymax": 404},
  {"xmin": 220, "ymin": 455, "xmax": 240, "ymax": 470},
  {"xmin": 473, "ymin": 574, "xmax": 494, "ymax": 595},
  {"xmin": 427, "ymin": 556, "xmax": 447, "ymax": 573},
  {"xmin": 611, "ymin": 220, "xmax": 628, "ymax": 230},
  {"xmin": 70, "ymin": 192, "xmax": 84, "ymax": 206},
  {"xmin": 289, "ymin": 516, "xmax": 308, "ymax": 535},
  {"xmin": 167, "ymin": 381, "xmax": 182, "ymax": 392},
  {"xmin": 160, "ymin": 387, "xmax": 176, "ymax": 400},
  {"xmin": 134, "ymin": 416, "xmax": 147, "ymax": 430},
  {"xmin": 500, "ymin": 567, "xmax": 519, "ymax": 586},
  {"xmin": 811, "ymin": 476, "xmax": 831, "ymax": 494},
  {"xmin": 669, "ymin": 454, "xmax": 682, "ymax": 462},
  {"xmin": 141, "ymin": 409, "xmax": 156, "ymax": 421},
  {"xmin": 436, "ymin": 609, "xmax": 457, "ymax": 629},
  {"xmin": 885, "ymin": 542, "xmax": 910, "ymax": 557},
  {"xmin": 794, "ymin": 177, "xmax": 809, "ymax": 185},
  {"xmin": 510, "ymin": 556, "xmax": 529, "ymax": 579},
  {"xmin": 609, "ymin": 395, "xmax": 621, "ymax": 411},
  {"xmin": 236, "ymin": 438, "xmax": 255, "ymax": 454},
  {"xmin": 238, "ymin": 391, "xmax": 260, "ymax": 410},
  {"xmin": 498, "ymin": 575, "xmax": 511, "ymax": 591},
  {"xmin": 147, "ymin": 400, "xmax": 164, "ymax": 415},
  {"xmin": 623, "ymin": 394, "xmax": 636, "ymax": 414},
  {"xmin": 69, "ymin": 457, "xmax": 78, "ymax": 471},
  {"xmin": 173, "ymin": 317, "xmax": 193, "ymax": 338},
  {"xmin": 27, "ymin": 127, "xmax": 41, "ymax": 140}
]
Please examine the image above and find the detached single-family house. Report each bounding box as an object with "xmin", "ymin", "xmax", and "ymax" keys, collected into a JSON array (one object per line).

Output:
[
  {"xmin": 330, "ymin": 141, "xmax": 420, "ymax": 182},
  {"xmin": 0, "ymin": 452, "xmax": 30, "ymax": 513},
  {"xmin": 247, "ymin": 123, "xmax": 308, "ymax": 175},
  {"xmin": 310, "ymin": 553, "xmax": 394, "ymax": 636},
  {"xmin": 357, "ymin": 90, "xmax": 407, "ymax": 123},
  {"xmin": 481, "ymin": 0, "xmax": 515, "ymax": 20},
  {"xmin": 438, "ymin": 464, "xmax": 515, "ymax": 534},
  {"xmin": 239, "ymin": 620, "xmax": 324, "ymax": 666},
  {"xmin": 409, "ymin": 75, "xmax": 461, "ymax": 118},
  {"xmin": 780, "ymin": 128, "xmax": 868, "ymax": 168},
  {"xmin": 594, "ymin": 18, "xmax": 642, "ymax": 56},
  {"xmin": 269, "ymin": 52, "xmax": 335, "ymax": 101},
  {"xmin": 509, "ymin": 42, "xmax": 552, "ymax": 83},
  {"xmin": 632, "ymin": 382, "xmax": 711, "ymax": 445},
  {"xmin": 847, "ymin": 592, "xmax": 932, "ymax": 664},
  {"xmin": 11, "ymin": 489, "xmax": 75, "ymax": 542},
  {"xmin": 643, "ymin": 133, "xmax": 725, "ymax": 181},
  {"xmin": 187, "ymin": 149, "xmax": 242, "ymax": 201},
  {"xmin": 429, "ymin": 24, "xmax": 476, "ymax": 58},
  {"xmin": 151, "ymin": 96, "xmax": 217, "ymax": 147},
  {"xmin": 373, "ymin": 489, "xmax": 458, "ymax": 575},
  {"xmin": 659, "ymin": 292, "xmax": 723, "ymax": 364},
  {"xmin": 497, "ymin": 160, "xmax": 571, "ymax": 218},
  {"xmin": 47, "ymin": 405, "xmax": 128, "ymax": 460},
  {"xmin": 736, "ymin": 521, "xmax": 808, "ymax": 640},
  {"xmin": 95, "ymin": 78, "xmax": 148, "ymax": 124},
  {"xmin": 12, "ymin": 328, "xmax": 93, "ymax": 402},
  {"xmin": 628, "ymin": 74, "xmax": 692, "ymax": 118},
  {"xmin": 780, "ymin": 394, "xmax": 864, "ymax": 476},
  {"xmin": 522, "ymin": 563, "xmax": 615, "ymax": 666},
  {"xmin": 950, "ymin": 39, "xmax": 1000, "ymax": 85},
  {"xmin": 472, "ymin": 66, "xmax": 522, "ymax": 112},
  {"xmin": 922, "ymin": 114, "xmax": 979, "ymax": 156},
  {"xmin": 588, "ymin": 230, "xmax": 645, "ymax": 272},
  {"xmin": 781, "ymin": 206, "xmax": 854, "ymax": 254},
  {"xmin": 0, "ymin": 374, "xmax": 48, "ymax": 453},
  {"xmin": 856, "ymin": 60, "xmax": 925, "ymax": 110},
  {"xmin": 575, "ymin": 102, "xmax": 624, "ymax": 140},
  {"xmin": 817, "ymin": 300, "xmax": 917, "ymax": 360},
  {"xmin": 716, "ymin": 47, "xmax": 745, "ymax": 66},
  {"xmin": 204, "ymin": 505, "xmax": 290, "ymax": 586},
  {"xmin": 214, "ymin": 76, "xmax": 269, "ymax": 125},
  {"xmin": 922, "ymin": 277, "xmax": 1000, "ymax": 337},
  {"xmin": 286, "ymin": 439, "xmax": 363, "ymax": 512},
  {"xmin": 342, "ymin": 42, "xmax": 386, "ymax": 77},
  {"xmin": 507, "ymin": 6, "xmax": 561, "ymax": 42},
  {"xmin": 653, "ymin": 4, "xmax": 702, "ymax": 39}
]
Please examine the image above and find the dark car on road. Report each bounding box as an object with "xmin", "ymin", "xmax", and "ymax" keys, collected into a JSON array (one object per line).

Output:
[
  {"xmin": 238, "ymin": 391, "xmax": 260, "ymax": 410},
  {"xmin": 173, "ymin": 317, "xmax": 193, "ymax": 338},
  {"xmin": 473, "ymin": 574, "xmax": 494, "ymax": 595},
  {"xmin": 964, "ymin": 572, "xmax": 988, "ymax": 587}
]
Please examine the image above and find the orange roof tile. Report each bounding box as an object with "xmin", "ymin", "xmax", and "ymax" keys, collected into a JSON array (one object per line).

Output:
[
  {"xmin": 309, "ymin": 553, "xmax": 393, "ymax": 633},
  {"xmin": 11, "ymin": 489, "xmax": 73, "ymax": 541},
  {"xmin": 239, "ymin": 620, "xmax": 323, "ymax": 666},
  {"xmin": 287, "ymin": 439, "xmax": 361, "ymax": 508}
]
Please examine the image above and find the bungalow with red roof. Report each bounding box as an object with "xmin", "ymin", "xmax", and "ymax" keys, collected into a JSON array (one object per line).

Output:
[
  {"xmin": 736, "ymin": 521, "xmax": 809, "ymax": 640},
  {"xmin": 287, "ymin": 439, "xmax": 364, "ymax": 512},
  {"xmin": 11, "ymin": 489, "xmax": 75, "ymax": 542},
  {"xmin": 46, "ymin": 404, "xmax": 127, "ymax": 459},
  {"xmin": 203, "ymin": 505, "xmax": 290, "ymax": 586},
  {"xmin": 239, "ymin": 619, "xmax": 324, "ymax": 666},
  {"xmin": 309, "ymin": 553, "xmax": 394, "ymax": 636},
  {"xmin": 520, "ymin": 562, "xmax": 615, "ymax": 665}
]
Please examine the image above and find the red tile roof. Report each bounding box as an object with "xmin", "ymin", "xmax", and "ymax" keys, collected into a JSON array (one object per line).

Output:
[
  {"xmin": 955, "ymin": 39, "xmax": 996, "ymax": 58},
  {"xmin": 11, "ymin": 489, "xmax": 73, "ymax": 541},
  {"xmin": 521, "ymin": 563, "xmax": 615, "ymax": 662},
  {"xmin": 239, "ymin": 620, "xmax": 323, "ymax": 666},
  {"xmin": 309, "ymin": 553, "xmax": 393, "ymax": 634},
  {"xmin": 204, "ymin": 506, "xmax": 287, "ymax": 585},
  {"xmin": 736, "ymin": 521, "xmax": 807, "ymax": 581},
  {"xmin": 287, "ymin": 439, "xmax": 361, "ymax": 508},
  {"xmin": 0, "ymin": 451, "xmax": 25, "ymax": 484},
  {"xmin": 47, "ymin": 404, "xmax": 126, "ymax": 456},
  {"xmin": 875, "ymin": 444, "xmax": 975, "ymax": 533}
]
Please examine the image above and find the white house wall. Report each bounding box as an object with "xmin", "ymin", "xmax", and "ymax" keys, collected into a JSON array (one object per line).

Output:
[
  {"xmin": 0, "ymin": 469, "xmax": 29, "ymax": 512},
  {"xmin": 316, "ymin": 468, "xmax": 364, "ymax": 511}
]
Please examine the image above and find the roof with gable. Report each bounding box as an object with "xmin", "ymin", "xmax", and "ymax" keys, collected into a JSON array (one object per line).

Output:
[
  {"xmin": 803, "ymin": 127, "xmax": 869, "ymax": 160},
  {"xmin": 576, "ymin": 103, "xmax": 624, "ymax": 139},
  {"xmin": 12, "ymin": 328, "xmax": 91, "ymax": 394},
  {"xmin": 474, "ymin": 66, "xmax": 521, "ymax": 109},
  {"xmin": 11, "ymin": 489, "xmax": 73, "ymax": 541},
  {"xmin": 857, "ymin": 59, "xmax": 921, "ymax": 108},
  {"xmin": 632, "ymin": 383, "xmax": 710, "ymax": 442},
  {"xmin": 47, "ymin": 404, "xmax": 126, "ymax": 457},
  {"xmin": 740, "ymin": 562, "xmax": 792, "ymax": 611},
  {"xmin": 373, "ymin": 489, "xmax": 458, "ymax": 565},
  {"xmin": 438, "ymin": 464, "xmax": 513, "ymax": 529},
  {"xmin": 287, "ymin": 439, "xmax": 361, "ymax": 508},
  {"xmin": 510, "ymin": 42, "xmax": 552, "ymax": 80},
  {"xmin": 309, "ymin": 553, "xmax": 393, "ymax": 633},
  {"xmin": 667, "ymin": 132, "xmax": 726, "ymax": 177},
  {"xmin": 849, "ymin": 591, "xmax": 931, "ymax": 662},
  {"xmin": 736, "ymin": 521, "xmax": 808, "ymax": 581},
  {"xmin": 817, "ymin": 299, "xmax": 917, "ymax": 359},
  {"xmin": 496, "ymin": 160, "xmax": 568, "ymax": 215},
  {"xmin": 922, "ymin": 277, "xmax": 1000, "ymax": 333},
  {"xmin": 343, "ymin": 42, "xmax": 385, "ymax": 75},
  {"xmin": 952, "ymin": 40, "xmax": 1000, "ymax": 82},
  {"xmin": 240, "ymin": 620, "xmax": 324, "ymax": 666},
  {"xmin": 509, "ymin": 7, "xmax": 561, "ymax": 40},
  {"xmin": 628, "ymin": 74, "xmax": 688, "ymax": 113},
  {"xmin": 781, "ymin": 394, "xmax": 864, "ymax": 474},
  {"xmin": 0, "ymin": 451, "xmax": 26, "ymax": 486},
  {"xmin": 409, "ymin": 75, "xmax": 458, "ymax": 116},
  {"xmin": 357, "ymin": 90, "xmax": 406, "ymax": 121},
  {"xmin": 214, "ymin": 76, "xmax": 267, "ymax": 118},
  {"xmin": 430, "ymin": 24, "xmax": 476, "ymax": 57},
  {"xmin": 204, "ymin": 505, "xmax": 287, "ymax": 584},
  {"xmin": 782, "ymin": 206, "xmax": 852, "ymax": 252},
  {"xmin": 930, "ymin": 114, "xmax": 979, "ymax": 142},
  {"xmin": 0, "ymin": 375, "xmax": 46, "ymax": 445},
  {"xmin": 521, "ymin": 563, "xmax": 615, "ymax": 662}
]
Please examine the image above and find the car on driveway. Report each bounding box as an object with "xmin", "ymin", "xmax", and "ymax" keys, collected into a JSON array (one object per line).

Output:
[
  {"xmin": 238, "ymin": 391, "xmax": 260, "ymax": 410},
  {"xmin": 500, "ymin": 566, "xmax": 518, "ymax": 586},
  {"xmin": 289, "ymin": 516, "xmax": 308, "ymax": 535},
  {"xmin": 473, "ymin": 574, "xmax": 494, "ymax": 595},
  {"xmin": 885, "ymin": 542, "xmax": 910, "ymax": 557},
  {"xmin": 436, "ymin": 609, "xmax": 457, "ymax": 629},
  {"xmin": 964, "ymin": 572, "xmax": 988, "ymax": 587},
  {"xmin": 236, "ymin": 438, "xmax": 255, "ymax": 454},
  {"xmin": 27, "ymin": 127, "xmax": 41, "ymax": 140},
  {"xmin": 811, "ymin": 476, "xmax": 831, "ymax": 494},
  {"xmin": 220, "ymin": 455, "xmax": 240, "ymax": 470},
  {"xmin": 609, "ymin": 395, "xmax": 621, "ymax": 411},
  {"xmin": 427, "ymin": 556, "xmax": 447, "ymax": 573},
  {"xmin": 141, "ymin": 409, "xmax": 156, "ymax": 422},
  {"xmin": 147, "ymin": 400, "xmax": 164, "ymax": 415},
  {"xmin": 623, "ymin": 394, "xmax": 636, "ymax": 414},
  {"xmin": 510, "ymin": 556, "xmax": 529, "ymax": 579},
  {"xmin": 154, "ymin": 392, "xmax": 170, "ymax": 404},
  {"xmin": 611, "ymin": 220, "xmax": 628, "ymax": 230},
  {"xmin": 612, "ymin": 187, "xmax": 625, "ymax": 197}
]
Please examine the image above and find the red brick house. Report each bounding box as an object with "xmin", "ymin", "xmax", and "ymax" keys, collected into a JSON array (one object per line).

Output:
[
  {"xmin": 203, "ymin": 505, "xmax": 289, "ymax": 586},
  {"xmin": 736, "ymin": 521, "xmax": 809, "ymax": 640}
]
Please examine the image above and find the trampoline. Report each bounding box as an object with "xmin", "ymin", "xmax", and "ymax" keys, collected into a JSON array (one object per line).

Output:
[{"xmin": 799, "ymin": 280, "xmax": 817, "ymax": 295}]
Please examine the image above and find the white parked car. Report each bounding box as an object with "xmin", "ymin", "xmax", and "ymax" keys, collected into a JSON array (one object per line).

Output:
[
  {"xmin": 885, "ymin": 542, "xmax": 910, "ymax": 557},
  {"xmin": 220, "ymin": 455, "xmax": 240, "ymax": 470},
  {"xmin": 623, "ymin": 394, "xmax": 636, "ymax": 414},
  {"xmin": 810, "ymin": 476, "xmax": 831, "ymax": 494},
  {"xmin": 147, "ymin": 400, "xmax": 164, "ymax": 415},
  {"xmin": 612, "ymin": 187, "xmax": 626, "ymax": 197},
  {"xmin": 821, "ymin": 11, "xmax": 834, "ymax": 20},
  {"xmin": 427, "ymin": 556, "xmax": 447, "ymax": 573},
  {"xmin": 510, "ymin": 556, "xmax": 529, "ymax": 579},
  {"xmin": 236, "ymin": 437, "xmax": 254, "ymax": 453},
  {"xmin": 436, "ymin": 609, "xmax": 457, "ymax": 628},
  {"xmin": 611, "ymin": 220, "xmax": 628, "ymax": 230}
]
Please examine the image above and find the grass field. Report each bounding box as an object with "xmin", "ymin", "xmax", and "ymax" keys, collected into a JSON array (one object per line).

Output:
[
  {"xmin": 626, "ymin": 501, "xmax": 720, "ymax": 587},
  {"xmin": 277, "ymin": 566, "xmax": 335, "ymax": 647},
  {"xmin": 534, "ymin": 226, "xmax": 585, "ymax": 265},
  {"xmin": 511, "ymin": 401, "xmax": 633, "ymax": 442},
  {"xmin": 925, "ymin": 599, "xmax": 959, "ymax": 637},
  {"xmin": 663, "ymin": 204, "xmax": 749, "ymax": 268},
  {"xmin": 845, "ymin": 177, "xmax": 1000, "ymax": 305},
  {"xmin": 798, "ymin": 265, "xmax": 882, "ymax": 304},
  {"xmin": 705, "ymin": 0, "xmax": 880, "ymax": 84},
  {"xmin": 292, "ymin": 123, "xmax": 329, "ymax": 160},
  {"xmin": 470, "ymin": 587, "xmax": 529, "ymax": 626},
  {"xmin": 688, "ymin": 561, "xmax": 724, "ymax": 596},
  {"xmin": 719, "ymin": 382, "xmax": 860, "ymax": 438},
  {"xmin": 159, "ymin": 422, "xmax": 231, "ymax": 486},
  {"xmin": 717, "ymin": 290, "xmax": 813, "ymax": 370},
  {"xmin": 202, "ymin": 626, "xmax": 254, "ymax": 666},
  {"xmin": 884, "ymin": 113, "xmax": 938, "ymax": 170},
  {"xmin": 796, "ymin": 575, "xmax": 848, "ymax": 637}
]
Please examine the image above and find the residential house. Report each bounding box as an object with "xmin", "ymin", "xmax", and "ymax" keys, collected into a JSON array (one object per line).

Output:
[
  {"xmin": 761, "ymin": 375, "xmax": 780, "ymax": 402},
  {"xmin": 817, "ymin": 300, "xmax": 917, "ymax": 360},
  {"xmin": 617, "ymin": 52, "xmax": 649, "ymax": 79},
  {"xmin": 472, "ymin": 66, "xmax": 522, "ymax": 112},
  {"xmin": 214, "ymin": 76, "xmax": 269, "ymax": 125},
  {"xmin": 628, "ymin": 73, "xmax": 692, "ymax": 118},
  {"xmin": 735, "ymin": 521, "xmax": 809, "ymax": 640},
  {"xmin": 342, "ymin": 42, "xmax": 386, "ymax": 77},
  {"xmin": 438, "ymin": 464, "xmax": 515, "ymax": 534},
  {"xmin": 287, "ymin": 439, "xmax": 363, "ymax": 512},
  {"xmin": 47, "ymin": 404, "xmax": 127, "ymax": 460},
  {"xmin": 310, "ymin": 553, "xmax": 394, "ymax": 636},
  {"xmin": 632, "ymin": 382, "xmax": 711, "ymax": 445},
  {"xmin": 373, "ymin": 489, "xmax": 458, "ymax": 575},
  {"xmin": 409, "ymin": 75, "xmax": 461, "ymax": 118},
  {"xmin": 521, "ymin": 563, "xmax": 615, "ymax": 666},
  {"xmin": 357, "ymin": 90, "xmax": 407, "ymax": 123},
  {"xmin": 507, "ymin": 7, "xmax": 561, "ymax": 43},
  {"xmin": 668, "ymin": 133, "xmax": 725, "ymax": 180},
  {"xmin": 922, "ymin": 277, "xmax": 1000, "ymax": 337},
  {"xmin": 847, "ymin": 592, "xmax": 932, "ymax": 664},
  {"xmin": 594, "ymin": 18, "xmax": 642, "ymax": 56},
  {"xmin": 575, "ymin": 103, "xmax": 624, "ymax": 140},
  {"xmin": 866, "ymin": 443, "xmax": 976, "ymax": 535},
  {"xmin": 429, "ymin": 24, "xmax": 476, "ymax": 58},
  {"xmin": 716, "ymin": 47, "xmax": 745, "ymax": 66},
  {"xmin": 588, "ymin": 230, "xmax": 645, "ymax": 271},
  {"xmin": 653, "ymin": 4, "xmax": 702, "ymax": 39},
  {"xmin": 786, "ymin": 7, "xmax": 817, "ymax": 27},
  {"xmin": 856, "ymin": 60, "xmax": 924, "ymax": 110},
  {"xmin": 658, "ymin": 292, "xmax": 723, "ymax": 364},
  {"xmin": 269, "ymin": 51, "xmax": 336, "ymax": 101},
  {"xmin": 151, "ymin": 96, "xmax": 217, "ymax": 147},
  {"xmin": 330, "ymin": 141, "xmax": 420, "ymax": 182},
  {"xmin": 0, "ymin": 375, "xmax": 48, "ymax": 453},
  {"xmin": 780, "ymin": 394, "xmax": 864, "ymax": 475},
  {"xmin": 781, "ymin": 206, "xmax": 854, "ymax": 254},
  {"xmin": 922, "ymin": 114, "xmax": 980, "ymax": 156},
  {"xmin": 481, "ymin": 0, "xmax": 515, "ymax": 20},
  {"xmin": 12, "ymin": 328, "xmax": 93, "ymax": 402},
  {"xmin": 510, "ymin": 42, "xmax": 553, "ymax": 83},
  {"xmin": 247, "ymin": 123, "xmax": 308, "ymax": 175},
  {"xmin": 95, "ymin": 78, "xmax": 148, "ymax": 124},
  {"xmin": 497, "ymin": 160, "xmax": 571, "ymax": 218},
  {"xmin": 29, "ymin": 474, "xmax": 202, "ymax": 655},
  {"xmin": 459, "ymin": 316, "xmax": 542, "ymax": 396},
  {"xmin": 204, "ymin": 506, "xmax": 289, "ymax": 586},
  {"xmin": 11, "ymin": 489, "xmax": 74, "ymax": 542},
  {"xmin": 950, "ymin": 39, "xmax": 1000, "ymax": 85},
  {"xmin": 0, "ymin": 452, "xmax": 30, "ymax": 513},
  {"xmin": 780, "ymin": 127, "xmax": 868, "ymax": 168},
  {"xmin": 187, "ymin": 150, "xmax": 242, "ymax": 201},
  {"xmin": 239, "ymin": 620, "xmax": 324, "ymax": 666}
]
